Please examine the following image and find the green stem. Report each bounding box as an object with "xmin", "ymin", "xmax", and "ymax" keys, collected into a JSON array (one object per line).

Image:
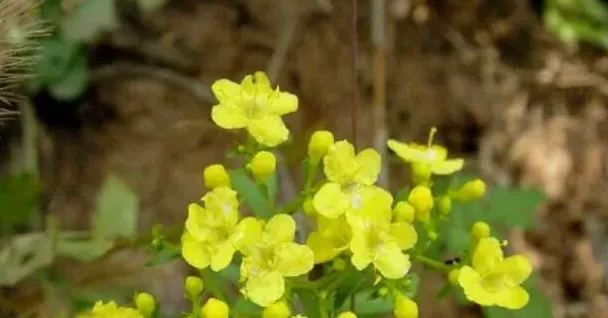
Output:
[
  {"xmin": 200, "ymin": 269, "xmax": 226, "ymax": 302},
  {"xmin": 413, "ymin": 255, "xmax": 450, "ymax": 272},
  {"xmin": 318, "ymin": 296, "xmax": 329, "ymax": 318}
]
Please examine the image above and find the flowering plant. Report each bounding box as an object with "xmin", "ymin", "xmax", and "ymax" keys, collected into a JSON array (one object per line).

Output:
[{"xmin": 78, "ymin": 71, "xmax": 534, "ymax": 318}]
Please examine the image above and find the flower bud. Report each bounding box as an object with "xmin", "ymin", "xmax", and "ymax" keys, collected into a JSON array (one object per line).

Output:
[
  {"xmin": 427, "ymin": 230, "xmax": 438, "ymax": 241},
  {"xmin": 332, "ymin": 258, "xmax": 347, "ymax": 271},
  {"xmin": 302, "ymin": 197, "xmax": 316, "ymax": 216},
  {"xmin": 470, "ymin": 221, "xmax": 491, "ymax": 240},
  {"xmin": 203, "ymin": 164, "xmax": 231, "ymax": 189},
  {"xmin": 453, "ymin": 179, "xmax": 486, "ymax": 202},
  {"xmin": 411, "ymin": 162, "xmax": 431, "ymax": 185},
  {"xmin": 185, "ymin": 276, "xmax": 204, "ymax": 299},
  {"xmin": 407, "ymin": 185, "xmax": 434, "ymax": 223},
  {"xmin": 249, "ymin": 151, "xmax": 276, "ymax": 181},
  {"xmin": 438, "ymin": 196, "xmax": 451, "ymax": 216},
  {"xmin": 134, "ymin": 292, "xmax": 155, "ymax": 317},
  {"xmin": 394, "ymin": 294, "xmax": 419, "ymax": 318},
  {"xmin": 308, "ymin": 130, "xmax": 334, "ymax": 162},
  {"xmin": 393, "ymin": 201, "xmax": 415, "ymax": 223},
  {"xmin": 448, "ymin": 268, "xmax": 460, "ymax": 286},
  {"xmin": 262, "ymin": 301, "xmax": 291, "ymax": 318},
  {"xmin": 378, "ymin": 287, "xmax": 389, "ymax": 296},
  {"xmin": 337, "ymin": 312, "xmax": 357, "ymax": 318},
  {"xmin": 201, "ymin": 298, "xmax": 229, "ymax": 318}
]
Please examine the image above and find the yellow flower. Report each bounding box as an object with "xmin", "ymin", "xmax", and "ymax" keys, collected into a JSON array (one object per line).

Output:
[
  {"xmin": 210, "ymin": 71, "xmax": 298, "ymax": 147},
  {"xmin": 393, "ymin": 201, "xmax": 415, "ymax": 223},
  {"xmin": 313, "ymin": 140, "xmax": 381, "ymax": 219},
  {"xmin": 201, "ymin": 298, "xmax": 229, "ymax": 318},
  {"xmin": 134, "ymin": 293, "xmax": 155, "ymax": 317},
  {"xmin": 235, "ymin": 214, "xmax": 314, "ymax": 307},
  {"xmin": 181, "ymin": 187, "xmax": 241, "ymax": 271},
  {"xmin": 263, "ymin": 301, "xmax": 291, "ymax": 318},
  {"xmin": 393, "ymin": 294, "xmax": 418, "ymax": 318},
  {"xmin": 306, "ymin": 215, "xmax": 352, "ymax": 264},
  {"xmin": 203, "ymin": 164, "xmax": 231, "ymax": 189},
  {"xmin": 387, "ymin": 128, "xmax": 463, "ymax": 181},
  {"xmin": 308, "ymin": 130, "xmax": 335, "ymax": 162},
  {"xmin": 457, "ymin": 237, "xmax": 532, "ymax": 309},
  {"xmin": 77, "ymin": 301, "xmax": 143, "ymax": 318},
  {"xmin": 348, "ymin": 187, "xmax": 417, "ymax": 279},
  {"xmin": 249, "ymin": 151, "xmax": 277, "ymax": 181}
]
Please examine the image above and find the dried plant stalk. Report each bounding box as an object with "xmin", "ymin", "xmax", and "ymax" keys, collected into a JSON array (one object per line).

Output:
[{"xmin": 0, "ymin": 0, "xmax": 49, "ymax": 121}]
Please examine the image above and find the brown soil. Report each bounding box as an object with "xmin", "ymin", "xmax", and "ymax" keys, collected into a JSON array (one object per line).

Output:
[{"xmin": 13, "ymin": 0, "xmax": 608, "ymax": 317}]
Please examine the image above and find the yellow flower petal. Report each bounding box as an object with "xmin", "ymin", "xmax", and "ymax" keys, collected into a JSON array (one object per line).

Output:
[
  {"xmin": 313, "ymin": 183, "xmax": 351, "ymax": 219},
  {"xmin": 263, "ymin": 214, "xmax": 296, "ymax": 245},
  {"xmin": 390, "ymin": 223, "xmax": 418, "ymax": 250},
  {"xmin": 387, "ymin": 140, "xmax": 425, "ymax": 162},
  {"xmin": 354, "ymin": 186, "xmax": 393, "ymax": 223},
  {"xmin": 210, "ymin": 240, "xmax": 236, "ymax": 272},
  {"xmin": 353, "ymin": 148, "xmax": 381, "ymax": 185},
  {"xmin": 373, "ymin": 244, "xmax": 411, "ymax": 279},
  {"xmin": 472, "ymin": 237, "xmax": 503, "ymax": 274},
  {"xmin": 233, "ymin": 217, "xmax": 263, "ymax": 255},
  {"xmin": 500, "ymin": 255, "xmax": 532, "ymax": 286},
  {"xmin": 211, "ymin": 103, "xmax": 249, "ymax": 130},
  {"xmin": 211, "ymin": 79, "xmax": 241, "ymax": 104},
  {"xmin": 267, "ymin": 90, "xmax": 298, "ymax": 116},
  {"xmin": 181, "ymin": 232, "xmax": 210, "ymax": 269},
  {"xmin": 323, "ymin": 141, "xmax": 359, "ymax": 184},
  {"xmin": 246, "ymin": 116, "xmax": 290, "ymax": 147},
  {"xmin": 202, "ymin": 187, "xmax": 240, "ymax": 226},
  {"xmin": 430, "ymin": 159, "xmax": 464, "ymax": 175},
  {"xmin": 307, "ymin": 231, "xmax": 340, "ymax": 264},
  {"xmin": 254, "ymin": 71, "xmax": 272, "ymax": 90},
  {"xmin": 495, "ymin": 286, "xmax": 530, "ymax": 310},
  {"xmin": 458, "ymin": 266, "xmax": 495, "ymax": 307},
  {"xmin": 245, "ymin": 270, "xmax": 285, "ymax": 307},
  {"xmin": 185, "ymin": 203, "xmax": 211, "ymax": 241},
  {"xmin": 350, "ymin": 232, "xmax": 373, "ymax": 271},
  {"xmin": 275, "ymin": 242, "xmax": 314, "ymax": 277}
]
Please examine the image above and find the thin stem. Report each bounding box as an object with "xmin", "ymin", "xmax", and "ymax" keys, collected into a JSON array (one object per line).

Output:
[
  {"xmin": 351, "ymin": 0, "xmax": 359, "ymax": 148},
  {"xmin": 413, "ymin": 254, "xmax": 450, "ymax": 272}
]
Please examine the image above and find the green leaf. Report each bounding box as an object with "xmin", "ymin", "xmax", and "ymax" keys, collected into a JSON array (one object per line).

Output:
[
  {"xmin": 228, "ymin": 169, "xmax": 273, "ymax": 219},
  {"xmin": 145, "ymin": 245, "xmax": 181, "ymax": 267},
  {"xmin": 0, "ymin": 173, "xmax": 40, "ymax": 230},
  {"xmin": 34, "ymin": 35, "xmax": 81, "ymax": 84},
  {"xmin": 333, "ymin": 271, "xmax": 367, "ymax": 310},
  {"xmin": 93, "ymin": 175, "xmax": 139, "ymax": 241},
  {"xmin": 232, "ymin": 297, "xmax": 261, "ymax": 315},
  {"xmin": 393, "ymin": 186, "xmax": 410, "ymax": 206},
  {"xmin": 354, "ymin": 290, "xmax": 392, "ymax": 315},
  {"xmin": 61, "ymin": 0, "xmax": 119, "ymax": 42},
  {"xmin": 48, "ymin": 53, "xmax": 88, "ymax": 101},
  {"xmin": 488, "ymin": 186, "xmax": 546, "ymax": 229},
  {"xmin": 265, "ymin": 171, "xmax": 278, "ymax": 203},
  {"xmin": 0, "ymin": 233, "xmax": 53, "ymax": 286},
  {"xmin": 295, "ymin": 290, "xmax": 322, "ymax": 318}
]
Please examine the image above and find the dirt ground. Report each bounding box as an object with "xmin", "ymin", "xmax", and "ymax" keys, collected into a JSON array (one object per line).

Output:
[{"xmin": 11, "ymin": 0, "xmax": 608, "ymax": 317}]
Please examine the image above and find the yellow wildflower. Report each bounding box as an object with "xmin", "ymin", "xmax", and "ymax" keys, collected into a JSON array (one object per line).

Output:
[
  {"xmin": 249, "ymin": 151, "xmax": 277, "ymax": 181},
  {"xmin": 393, "ymin": 201, "xmax": 415, "ymax": 223},
  {"xmin": 210, "ymin": 71, "xmax": 298, "ymax": 147},
  {"xmin": 387, "ymin": 128, "xmax": 463, "ymax": 181},
  {"xmin": 348, "ymin": 187, "xmax": 417, "ymax": 279},
  {"xmin": 306, "ymin": 215, "xmax": 352, "ymax": 263},
  {"xmin": 457, "ymin": 237, "xmax": 532, "ymax": 309},
  {"xmin": 201, "ymin": 298, "xmax": 229, "ymax": 318},
  {"xmin": 77, "ymin": 301, "xmax": 143, "ymax": 318},
  {"xmin": 181, "ymin": 187, "xmax": 241, "ymax": 271},
  {"xmin": 393, "ymin": 294, "xmax": 418, "ymax": 318},
  {"xmin": 308, "ymin": 130, "xmax": 335, "ymax": 162},
  {"xmin": 235, "ymin": 214, "xmax": 314, "ymax": 307},
  {"xmin": 203, "ymin": 164, "xmax": 231, "ymax": 189},
  {"xmin": 313, "ymin": 140, "xmax": 381, "ymax": 219},
  {"xmin": 263, "ymin": 301, "xmax": 291, "ymax": 318}
]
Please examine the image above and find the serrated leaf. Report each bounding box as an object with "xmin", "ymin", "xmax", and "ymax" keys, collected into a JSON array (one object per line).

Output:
[
  {"xmin": 55, "ymin": 236, "xmax": 114, "ymax": 262},
  {"xmin": 93, "ymin": 175, "xmax": 139, "ymax": 241},
  {"xmin": 0, "ymin": 233, "xmax": 53, "ymax": 286},
  {"xmin": 48, "ymin": 53, "xmax": 88, "ymax": 101},
  {"xmin": 228, "ymin": 169, "xmax": 272, "ymax": 219},
  {"xmin": 145, "ymin": 245, "xmax": 180, "ymax": 267},
  {"xmin": 61, "ymin": 0, "xmax": 119, "ymax": 42}
]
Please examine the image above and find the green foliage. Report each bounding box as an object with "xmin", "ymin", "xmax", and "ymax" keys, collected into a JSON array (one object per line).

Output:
[
  {"xmin": 544, "ymin": 0, "xmax": 608, "ymax": 50},
  {"xmin": 228, "ymin": 169, "xmax": 275, "ymax": 219},
  {"xmin": 93, "ymin": 175, "xmax": 139, "ymax": 241},
  {"xmin": 0, "ymin": 173, "xmax": 40, "ymax": 230}
]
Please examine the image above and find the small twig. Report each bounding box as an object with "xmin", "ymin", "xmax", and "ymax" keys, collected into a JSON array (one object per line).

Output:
[
  {"xmin": 351, "ymin": 0, "xmax": 359, "ymax": 148},
  {"xmin": 371, "ymin": 0, "xmax": 389, "ymax": 189}
]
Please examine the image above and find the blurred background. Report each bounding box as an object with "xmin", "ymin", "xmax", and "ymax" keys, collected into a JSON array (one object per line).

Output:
[{"xmin": 2, "ymin": 0, "xmax": 608, "ymax": 317}]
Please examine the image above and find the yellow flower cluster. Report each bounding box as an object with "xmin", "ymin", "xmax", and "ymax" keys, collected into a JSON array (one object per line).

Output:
[
  {"xmin": 77, "ymin": 293, "xmax": 155, "ymax": 318},
  {"xmin": 79, "ymin": 71, "xmax": 533, "ymax": 317}
]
